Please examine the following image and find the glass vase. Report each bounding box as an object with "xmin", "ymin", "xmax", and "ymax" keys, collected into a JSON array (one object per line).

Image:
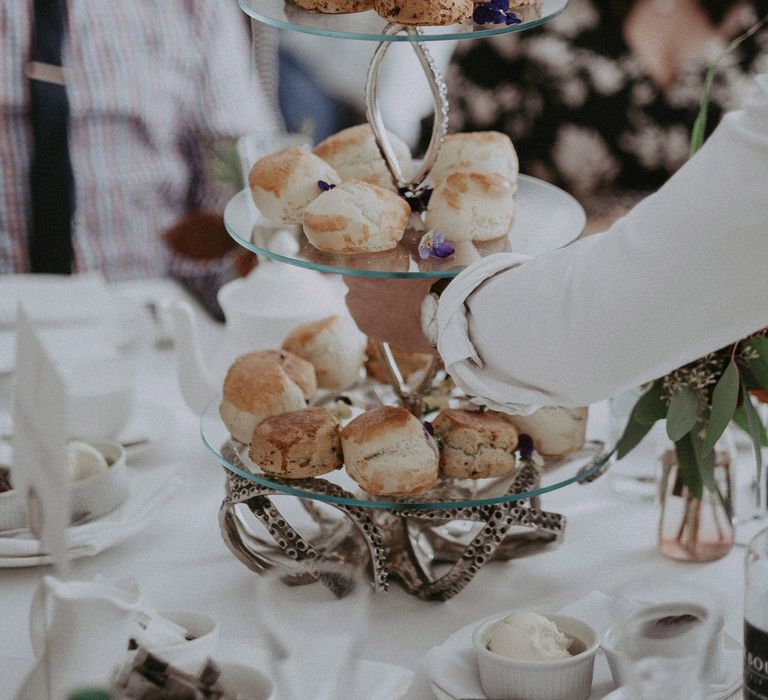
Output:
[{"xmin": 658, "ymin": 444, "xmax": 735, "ymax": 562}]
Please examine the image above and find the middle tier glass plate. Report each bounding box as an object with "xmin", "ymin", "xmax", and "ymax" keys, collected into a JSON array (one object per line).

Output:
[
  {"xmin": 201, "ymin": 401, "xmax": 609, "ymax": 510},
  {"xmin": 224, "ymin": 175, "xmax": 585, "ymax": 279}
]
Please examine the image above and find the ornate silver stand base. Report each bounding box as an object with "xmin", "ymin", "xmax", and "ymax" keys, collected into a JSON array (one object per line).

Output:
[{"xmin": 218, "ymin": 443, "xmax": 565, "ymax": 601}]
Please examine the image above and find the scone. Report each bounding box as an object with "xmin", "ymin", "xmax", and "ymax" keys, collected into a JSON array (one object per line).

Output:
[
  {"xmin": 219, "ymin": 350, "xmax": 316, "ymax": 444},
  {"xmin": 249, "ymin": 408, "xmax": 343, "ymax": 478},
  {"xmin": 248, "ymin": 146, "xmax": 341, "ymax": 225},
  {"xmin": 303, "ymin": 180, "xmax": 410, "ymax": 254},
  {"xmin": 432, "ymin": 409, "xmax": 518, "ymax": 478},
  {"xmin": 365, "ymin": 339, "xmax": 434, "ymax": 384},
  {"xmin": 426, "ymin": 172, "xmax": 516, "ymax": 241},
  {"xmin": 374, "ymin": 0, "xmax": 472, "ymax": 25},
  {"xmin": 429, "ymin": 132, "xmax": 519, "ymax": 187},
  {"xmin": 504, "ymin": 406, "xmax": 588, "ymax": 457},
  {"xmin": 313, "ymin": 124, "xmax": 413, "ymax": 188},
  {"xmin": 282, "ymin": 316, "xmax": 367, "ymax": 391},
  {"xmin": 253, "ymin": 349, "xmax": 318, "ymax": 401},
  {"xmin": 294, "ymin": 0, "xmax": 374, "ymax": 12},
  {"xmin": 341, "ymin": 407, "xmax": 439, "ymax": 495}
]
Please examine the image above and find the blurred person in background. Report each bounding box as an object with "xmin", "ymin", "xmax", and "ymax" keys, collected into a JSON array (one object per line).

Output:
[
  {"xmin": 0, "ymin": 1, "xmax": 278, "ymax": 294},
  {"xmin": 430, "ymin": 0, "xmax": 768, "ymax": 230}
]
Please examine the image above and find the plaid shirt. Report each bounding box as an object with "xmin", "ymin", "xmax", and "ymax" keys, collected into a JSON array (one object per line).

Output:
[{"xmin": 0, "ymin": 0, "xmax": 275, "ymax": 280}]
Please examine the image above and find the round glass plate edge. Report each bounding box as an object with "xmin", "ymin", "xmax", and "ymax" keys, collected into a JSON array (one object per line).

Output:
[
  {"xmin": 223, "ymin": 174, "xmax": 586, "ymax": 279},
  {"xmin": 200, "ymin": 401, "xmax": 610, "ymax": 511},
  {"xmin": 240, "ymin": 0, "xmax": 568, "ymax": 42}
]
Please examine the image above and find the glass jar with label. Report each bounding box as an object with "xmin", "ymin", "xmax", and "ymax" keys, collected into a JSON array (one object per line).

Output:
[{"xmin": 745, "ymin": 527, "xmax": 768, "ymax": 699}]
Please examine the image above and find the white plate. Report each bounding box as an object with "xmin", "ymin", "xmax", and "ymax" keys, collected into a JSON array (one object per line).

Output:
[
  {"xmin": 0, "ymin": 467, "xmax": 178, "ymax": 568},
  {"xmin": 425, "ymin": 617, "xmax": 741, "ymax": 700}
]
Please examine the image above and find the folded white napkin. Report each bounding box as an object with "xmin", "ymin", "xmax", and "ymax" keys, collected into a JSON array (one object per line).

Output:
[
  {"xmin": 421, "ymin": 591, "xmax": 742, "ymax": 700},
  {"xmin": 0, "ymin": 469, "xmax": 178, "ymax": 562}
]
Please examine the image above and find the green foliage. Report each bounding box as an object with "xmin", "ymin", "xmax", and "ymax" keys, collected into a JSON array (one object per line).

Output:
[
  {"xmin": 666, "ymin": 386, "xmax": 699, "ymax": 442},
  {"xmin": 701, "ymin": 360, "xmax": 739, "ymax": 453}
]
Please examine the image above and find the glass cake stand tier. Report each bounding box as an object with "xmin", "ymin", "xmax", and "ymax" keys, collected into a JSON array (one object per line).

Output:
[
  {"xmin": 240, "ymin": 0, "xmax": 567, "ymax": 42},
  {"xmin": 201, "ymin": 401, "xmax": 610, "ymax": 511},
  {"xmin": 223, "ymin": 175, "xmax": 585, "ymax": 279}
]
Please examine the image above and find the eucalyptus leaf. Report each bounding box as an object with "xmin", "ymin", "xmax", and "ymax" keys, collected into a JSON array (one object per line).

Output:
[
  {"xmin": 733, "ymin": 404, "xmax": 768, "ymax": 446},
  {"xmin": 702, "ymin": 360, "xmax": 739, "ymax": 453},
  {"xmin": 740, "ymin": 379, "xmax": 765, "ymax": 484},
  {"xmin": 634, "ymin": 381, "xmax": 667, "ymax": 425},
  {"xmin": 691, "ymin": 429, "xmax": 717, "ymax": 492},
  {"xmin": 667, "ymin": 386, "xmax": 699, "ymax": 442},
  {"xmin": 744, "ymin": 338, "xmax": 768, "ymax": 387},
  {"xmin": 675, "ymin": 434, "xmax": 703, "ymax": 500},
  {"xmin": 616, "ymin": 415, "xmax": 656, "ymax": 460}
]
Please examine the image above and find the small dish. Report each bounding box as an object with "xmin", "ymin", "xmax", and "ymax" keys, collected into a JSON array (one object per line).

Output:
[
  {"xmin": 142, "ymin": 609, "xmax": 220, "ymax": 675},
  {"xmin": 601, "ymin": 601, "xmax": 725, "ymax": 688},
  {"xmin": 0, "ymin": 440, "xmax": 128, "ymax": 532},
  {"xmin": 218, "ymin": 661, "xmax": 274, "ymax": 700},
  {"xmin": 472, "ymin": 612, "xmax": 599, "ymax": 700}
]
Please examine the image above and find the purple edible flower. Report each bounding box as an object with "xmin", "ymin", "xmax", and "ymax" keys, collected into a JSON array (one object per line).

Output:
[
  {"xmin": 473, "ymin": 0, "xmax": 521, "ymax": 25},
  {"xmin": 418, "ymin": 230, "xmax": 455, "ymax": 260},
  {"xmin": 318, "ymin": 180, "xmax": 336, "ymax": 191}
]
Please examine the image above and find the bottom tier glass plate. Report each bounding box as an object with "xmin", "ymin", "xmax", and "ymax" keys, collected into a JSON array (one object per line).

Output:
[{"xmin": 200, "ymin": 400, "xmax": 610, "ymax": 510}]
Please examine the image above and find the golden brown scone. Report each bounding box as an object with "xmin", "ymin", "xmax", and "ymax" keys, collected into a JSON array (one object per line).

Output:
[
  {"xmin": 253, "ymin": 349, "xmax": 318, "ymax": 401},
  {"xmin": 426, "ymin": 172, "xmax": 516, "ymax": 242},
  {"xmin": 303, "ymin": 180, "xmax": 410, "ymax": 254},
  {"xmin": 504, "ymin": 406, "xmax": 588, "ymax": 457},
  {"xmin": 432, "ymin": 409, "xmax": 518, "ymax": 478},
  {"xmin": 248, "ymin": 146, "xmax": 340, "ymax": 225},
  {"xmin": 282, "ymin": 316, "xmax": 367, "ymax": 391},
  {"xmin": 365, "ymin": 339, "xmax": 434, "ymax": 384},
  {"xmin": 249, "ymin": 408, "xmax": 343, "ymax": 478},
  {"xmin": 341, "ymin": 407, "xmax": 439, "ymax": 495},
  {"xmin": 294, "ymin": 0, "xmax": 374, "ymax": 11},
  {"xmin": 429, "ymin": 132, "xmax": 519, "ymax": 187},
  {"xmin": 313, "ymin": 124, "xmax": 413, "ymax": 188},
  {"xmin": 220, "ymin": 352, "xmax": 312, "ymax": 444},
  {"xmin": 374, "ymin": 0, "xmax": 472, "ymax": 25}
]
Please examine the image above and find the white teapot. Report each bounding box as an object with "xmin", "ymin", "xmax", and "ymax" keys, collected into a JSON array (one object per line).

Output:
[{"xmin": 170, "ymin": 262, "xmax": 349, "ymax": 414}]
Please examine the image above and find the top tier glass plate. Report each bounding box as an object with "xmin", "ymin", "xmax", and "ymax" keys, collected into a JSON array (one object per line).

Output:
[
  {"xmin": 240, "ymin": 0, "xmax": 567, "ymax": 41},
  {"xmin": 201, "ymin": 400, "xmax": 610, "ymax": 511},
  {"xmin": 224, "ymin": 175, "xmax": 585, "ymax": 279}
]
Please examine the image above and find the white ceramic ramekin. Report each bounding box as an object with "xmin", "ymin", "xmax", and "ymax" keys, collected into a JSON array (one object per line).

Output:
[
  {"xmin": 472, "ymin": 612, "xmax": 599, "ymax": 700},
  {"xmin": 0, "ymin": 440, "xmax": 128, "ymax": 532}
]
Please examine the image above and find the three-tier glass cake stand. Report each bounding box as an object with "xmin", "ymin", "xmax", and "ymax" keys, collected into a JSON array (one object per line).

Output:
[{"xmin": 202, "ymin": 0, "xmax": 612, "ymax": 601}]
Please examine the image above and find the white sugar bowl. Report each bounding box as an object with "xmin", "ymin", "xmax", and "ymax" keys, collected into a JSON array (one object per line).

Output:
[{"xmin": 472, "ymin": 611, "xmax": 599, "ymax": 700}]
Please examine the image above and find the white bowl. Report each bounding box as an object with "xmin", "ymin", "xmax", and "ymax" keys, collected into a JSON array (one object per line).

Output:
[
  {"xmin": 0, "ymin": 441, "xmax": 128, "ymax": 532},
  {"xmin": 145, "ymin": 609, "xmax": 220, "ymax": 675},
  {"xmin": 472, "ymin": 612, "xmax": 599, "ymax": 700},
  {"xmin": 601, "ymin": 601, "xmax": 724, "ymax": 688},
  {"xmin": 218, "ymin": 662, "xmax": 274, "ymax": 700}
]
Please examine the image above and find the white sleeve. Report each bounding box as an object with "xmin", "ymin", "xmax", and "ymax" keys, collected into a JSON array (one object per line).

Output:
[{"xmin": 436, "ymin": 71, "xmax": 768, "ymax": 415}]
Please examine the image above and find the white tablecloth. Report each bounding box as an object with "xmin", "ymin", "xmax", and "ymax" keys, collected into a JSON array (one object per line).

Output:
[{"xmin": 0, "ymin": 281, "xmax": 749, "ymax": 700}]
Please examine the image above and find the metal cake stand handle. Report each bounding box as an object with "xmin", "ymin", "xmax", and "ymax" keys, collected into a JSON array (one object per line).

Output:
[{"xmin": 365, "ymin": 23, "xmax": 449, "ymax": 189}]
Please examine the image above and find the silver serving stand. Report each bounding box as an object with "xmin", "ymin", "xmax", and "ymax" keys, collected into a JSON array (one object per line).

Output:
[{"xmin": 216, "ymin": 17, "xmax": 609, "ymax": 600}]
